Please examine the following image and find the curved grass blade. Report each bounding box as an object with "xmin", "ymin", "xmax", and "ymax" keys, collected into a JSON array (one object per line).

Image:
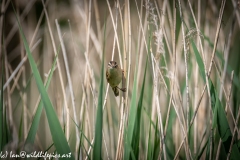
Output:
[
  {"xmin": 26, "ymin": 53, "xmax": 58, "ymax": 143},
  {"xmin": 13, "ymin": 4, "xmax": 74, "ymax": 159}
]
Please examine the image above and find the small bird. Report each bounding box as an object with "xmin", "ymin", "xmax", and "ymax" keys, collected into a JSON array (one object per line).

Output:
[{"xmin": 106, "ymin": 61, "xmax": 126, "ymax": 96}]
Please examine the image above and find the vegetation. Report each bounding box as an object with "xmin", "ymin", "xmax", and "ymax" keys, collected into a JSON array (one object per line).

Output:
[{"xmin": 1, "ymin": 0, "xmax": 240, "ymax": 159}]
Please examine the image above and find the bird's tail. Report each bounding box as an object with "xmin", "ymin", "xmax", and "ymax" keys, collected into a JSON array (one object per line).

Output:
[{"xmin": 112, "ymin": 87, "xmax": 119, "ymax": 97}]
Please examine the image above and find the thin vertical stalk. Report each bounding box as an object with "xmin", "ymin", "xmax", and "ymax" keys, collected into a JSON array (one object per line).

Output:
[
  {"xmin": 55, "ymin": 19, "xmax": 80, "ymax": 147},
  {"xmin": 177, "ymin": 0, "xmax": 191, "ymax": 159},
  {"xmin": 41, "ymin": 0, "xmax": 69, "ymax": 140},
  {"xmin": 178, "ymin": 0, "xmax": 190, "ymax": 131}
]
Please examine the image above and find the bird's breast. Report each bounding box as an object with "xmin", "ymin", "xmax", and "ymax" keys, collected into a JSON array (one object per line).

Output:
[{"xmin": 107, "ymin": 68, "xmax": 122, "ymax": 87}]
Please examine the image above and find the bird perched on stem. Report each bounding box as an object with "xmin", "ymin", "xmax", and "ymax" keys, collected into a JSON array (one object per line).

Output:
[{"xmin": 106, "ymin": 61, "xmax": 126, "ymax": 96}]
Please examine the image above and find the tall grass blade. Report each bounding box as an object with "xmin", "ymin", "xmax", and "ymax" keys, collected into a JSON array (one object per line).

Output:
[
  {"xmin": 92, "ymin": 57, "xmax": 104, "ymax": 159},
  {"xmin": 147, "ymin": 113, "xmax": 153, "ymax": 160},
  {"xmin": 196, "ymin": 138, "xmax": 208, "ymax": 159},
  {"xmin": 13, "ymin": 4, "xmax": 74, "ymax": 159},
  {"xmin": 92, "ymin": 12, "xmax": 106, "ymax": 159},
  {"xmin": 191, "ymin": 41, "xmax": 205, "ymax": 82},
  {"xmin": 131, "ymin": 58, "xmax": 148, "ymax": 159},
  {"xmin": 205, "ymin": 137, "xmax": 211, "ymax": 160},
  {"xmin": 153, "ymin": 119, "xmax": 160, "ymax": 160},
  {"xmin": 124, "ymin": 55, "xmax": 138, "ymax": 160},
  {"xmin": 165, "ymin": 108, "xmax": 176, "ymax": 159},
  {"xmin": 26, "ymin": 53, "xmax": 58, "ymax": 143}
]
